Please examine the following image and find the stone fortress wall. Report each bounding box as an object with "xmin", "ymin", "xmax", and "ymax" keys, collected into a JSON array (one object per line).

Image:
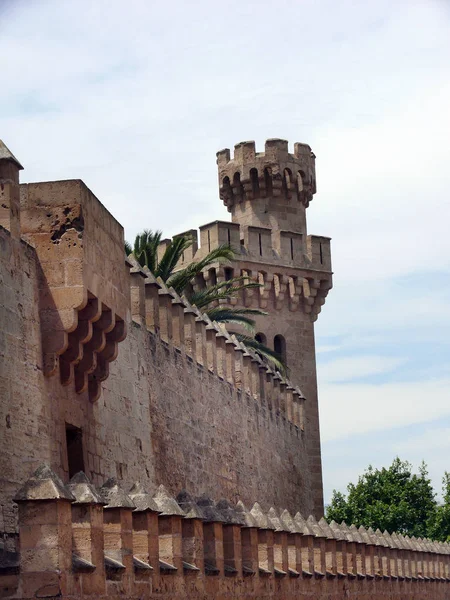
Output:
[
  {"xmin": 162, "ymin": 139, "xmax": 333, "ymax": 516},
  {"xmin": 0, "ymin": 140, "xmax": 313, "ymax": 556},
  {"xmin": 3, "ymin": 464, "xmax": 450, "ymax": 600},
  {"xmin": 1, "ymin": 138, "xmax": 448, "ymax": 599}
]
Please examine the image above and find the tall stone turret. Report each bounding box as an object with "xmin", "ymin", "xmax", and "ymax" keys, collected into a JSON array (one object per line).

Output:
[
  {"xmin": 214, "ymin": 139, "xmax": 331, "ymax": 517},
  {"xmin": 217, "ymin": 138, "xmax": 316, "ymax": 236},
  {"xmin": 169, "ymin": 138, "xmax": 332, "ymax": 517}
]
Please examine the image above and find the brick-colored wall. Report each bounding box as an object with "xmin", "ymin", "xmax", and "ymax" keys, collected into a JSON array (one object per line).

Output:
[{"xmin": 0, "ymin": 227, "xmax": 312, "ymax": 549}]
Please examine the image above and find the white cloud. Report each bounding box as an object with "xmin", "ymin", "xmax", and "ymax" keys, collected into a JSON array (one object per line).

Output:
[
  {"xmin": 319, "ymin": 378, "xmax": 450, "ymax": 442},
  {"xmin": 319, "ymin": 355, "xmax": 405, "ymax": 382}
]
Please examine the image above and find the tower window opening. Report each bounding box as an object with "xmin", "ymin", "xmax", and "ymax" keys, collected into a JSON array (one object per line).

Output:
[
  {"xmin": 227, "ymin": 228, "xmax": 231, "ymax": 245},
  {"xmin": 283, "ymin": 168, "xmax": 292, "ymax": 199},
  {"xmin": 274, "ymin": 334, "xmax": 287, "ymax": 364},
  {"xmin": 224, "ymin": 267, "xmax": 233, "ymax": 281},
  {"xmin": 264, "ymin": 167, "xmax": 273, "ymax": 196},
  {"xmin": 233, "ymin": 172, "xmax": 244, "ymax": 199},
  {"xmin": 290, "ymin": 237, "xmax": 294, "ymax": 260},
  {"xmin": 207, "ymin": 230, "xmax": 211, "ymax": 253},
  {"xmin": 66, "ymin": 424, "xmax": 85, "ymax": 479},
  {"xmin": 319, "ymin": 242, "xmax": 323, "ymax": 264},
  {"xmin": 297, "ymin": 171, "xmax": 305, "ymax": 197},
  {"xmin": 255, "ymin": 332, "xmax": 267, "ymax": 345},
  {"xmin": 258, "ymin": 233, "xmax": 262, "ymax": 256},
  {"xmin": 250, "ymin": 168, "xmax": 260, "ymax": 196},
  {"xmin": 208, "ymin": 267, "xmax": 217, "ymax": 286}
]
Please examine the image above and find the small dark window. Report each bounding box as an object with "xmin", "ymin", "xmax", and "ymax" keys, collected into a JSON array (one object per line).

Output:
[
  {"xmin": 264, "ymin": 167, "xmax": 273, "ymax": 195},
  {"xmin": 250, "ymin": 168, "xmax": 260, "ymax": 195},
  {"xmin": 207, "ymin": 230, "xmax": 211, "ymax": 253},
  {"xmin": 233, "ymin": 172, "xmax": 244, "ymax": 198},
  {"xmin": 290, "ymin": 238, "xmax": 294, "ymax": 260},
  {"xmin": 274, "ymin": 335, "xmax": 287, "ymax": 363},
  {"xmin": 208, "ymin": 267, "xmax": 217, "ymax": 286},
  {"xmin": 258, "ymin": 233, "xmax": 262, "ymax": 256},
  {"xmin": 224, "ymin": 267, "xmax": 234, "ymax": 281},
  {"xmin": 227, "ymin": 228, "xmax": 231, "ymax": 245},
  {"xmin": 319, "ymin": 242, "xmax": 323, "ymax": 264},
  {"xmin": 255, "ymin": 332, "xmax": 267, "ymax": 345},
  {"xmin": 66, "ymin": 424, "xmax": 85, "ymax": 479}
]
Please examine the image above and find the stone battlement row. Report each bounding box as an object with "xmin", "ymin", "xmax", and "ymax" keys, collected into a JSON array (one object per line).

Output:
[
  {"xmin": 127, "ymin": 256, "xmax": 306, "ymax": 429},
  {"xmin": 2, "ymin": 464, "xmax": 449, "ymax": 600},
  {"xmin": 159, "ymin": 220, "xmax": 332, "ymax": 317}
]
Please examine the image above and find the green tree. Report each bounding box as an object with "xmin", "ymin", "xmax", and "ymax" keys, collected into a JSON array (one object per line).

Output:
[
  {"xmin": 326, "ymin": 458, "xmax": 437, "ymax": 538},
  {"xmin": 125, "ymin": 230, "xmax": 287, "ymax": 374},
  {"xmin": 427, "ymin": 473, "xmax": 450, "ymax": 542}
]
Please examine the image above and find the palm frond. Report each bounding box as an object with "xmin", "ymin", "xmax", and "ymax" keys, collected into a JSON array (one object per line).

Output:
[
  {"xmin": 167, "ymin": 244, "xmax": 236, "ymax": 294},
  {"xmin": 189, "ymin": 280, "xmax": 262, "ymax": 309},
  {"xmin": 235, "ymin": 334, "xmax": 288, "ymax": 377},
  {"xmin": 205, "ymin": 308, "xmax": 258, "ymax": 331},
  {"xmin": 156, "ymin": 235, "xmax": 193, "ymax": 283},
  {"xmin": 132, "ymin": 229, "xmax": 163, "ymax": 272},
  {"xmin": 124, "ymin": 240, "xmax": 133, "ymax": 256}
]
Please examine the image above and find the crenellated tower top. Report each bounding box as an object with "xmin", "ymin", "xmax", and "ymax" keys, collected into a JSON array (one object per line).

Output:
[{"xmin": 217, "ymin": 138, "xmax": 316, "ymax": 234}]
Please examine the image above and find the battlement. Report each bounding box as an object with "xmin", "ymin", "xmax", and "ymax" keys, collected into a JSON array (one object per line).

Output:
[
  {"xmin": 167, "ymin": 220, "xmax": 332, "ymax": 320},
  {"xmin": 217, "ymin": 139, "xmax": 317, "ymax": 218},
  {"xmin": 128, "ymin": 257, "xmax": 306, "ymax": 428},
  {"xmin": 2, "ymin": 464, "xmax": 449, "ymax": 600}
]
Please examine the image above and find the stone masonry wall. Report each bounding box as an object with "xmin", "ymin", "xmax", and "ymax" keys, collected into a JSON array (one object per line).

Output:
[{"xmin": 0, "ymin": 223, "xmax": 312, "ymax": 551}]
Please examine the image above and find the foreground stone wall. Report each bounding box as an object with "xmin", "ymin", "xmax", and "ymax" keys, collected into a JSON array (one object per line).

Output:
[
  {"xmin": 1, "ymin": 465, "xmax": 449, "ymax": 600},
  {"xmin": 0, "ymin": 208, "xmax": 311, "ymax": 551}
]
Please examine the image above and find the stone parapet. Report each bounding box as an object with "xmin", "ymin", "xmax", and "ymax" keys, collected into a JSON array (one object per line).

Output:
[
  {"xmin": 128, "ymin": 258, "xmax": 305, "ymax": 430},
  {"xmin": 163, "ymin": 220, "xmax": 332, "ymax": 321},
  {"xmin": 19, "ymin": 180, "xmax": 129, "ymax": 400},
  {"xmin": 2, "ymin": 465, "xmax": 449, "ymax": 600}
]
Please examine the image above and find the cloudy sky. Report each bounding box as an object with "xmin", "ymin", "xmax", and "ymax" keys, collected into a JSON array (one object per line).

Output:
[{"xmin": 2, "ymin": 0, "xmax": 450, "ymax": 503}]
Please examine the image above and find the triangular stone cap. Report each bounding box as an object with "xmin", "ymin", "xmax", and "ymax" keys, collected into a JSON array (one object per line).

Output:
[
  {"xmin": 153, "ymin": 485, "xmax": 185, "ymax": 516},
  {"xmin": 176, "ymin": 490, "xmax": 204, "ymax": 520},
  {"xmin": 366, "ymin": 527, "xmax": 380, "ymax": 546},
  {"xmin": 374, "ymin": 528, "xmax": 388, "ymax": 547},
  {"xmin": 129, "ymin": 482, "xmax": 160, "ymax": 513},
  {"xmin": 67, "ymin": 472, "xmax": 105, "ymax": 505},
  {"xmin": 410, "ymin": 536, "xmax": 421, "ymax": 551},
  {"xmin": 14, "ymin": 464, "xmax": 75, "ymax": 502},
  {"xmin": 340, "ymin": 522, "xmax": 354, "ymax": 543},
  {"xmin": 349, "ymin": 524, "xmax": 364, "ymax": 544},
  {"xmin": 235, "ymin": 501, "xmax": 258, "ymax": 528},
  {"xmin": 196, "ymin": 494, "xmax": 225, "ymax": 523},
  {"xmin": 100, "ymin": 478, "xmax": 135, "ymax": 509},
  {"xmin": 307, "ymin": 515, "xmax": 326, "ymax": 538},
  {"xmin": 382, "ymin": 530, "xmax": 395, "ymax": 548},
  {"xmin": 279, "ymin": 509, "xmax": 297, "ymax": 534},
  {"xmin": 403, "ymin": 535, "xmax": 414, "ymax": 551},
  {"xmin": 0, "ymin": 140, "xmax": 23, "ymax": 170},
  {"xmin": 250, "ymin": 502, "xmax": 275, "ymax": 530},
  {"xmin": 358, "ymin": 525, "xmax": 371, "ymax": 545},
  {"xmin": 318, "ymin": 517, "xmax": 336, "ymax": 540},
  {"xmin": 216, "ymin": 498, "xmax": 245, "ymax": 526},
  {"xmin": 294, "ymin": 512, "xmax": 314, "ymax": 536},
  {"xmin": 329, "ymin": 520, "xmax": 346, "ymax": 541},
  {"xmin": 267, "ymin": 507, "xmax": 284, "ymax": 532}
]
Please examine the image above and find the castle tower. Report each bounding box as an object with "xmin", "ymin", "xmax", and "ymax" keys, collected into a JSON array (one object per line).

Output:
[
  {"xmin": 217, "ymin": 138, "xmax": 316, "ymax": 239},
  {"xmin": 216, "ymin": 139, "xmax": 331, "ymax": 517},
  {"xmin": 169, "ymin": 138, "xmax": 332, "ymax": 517}
]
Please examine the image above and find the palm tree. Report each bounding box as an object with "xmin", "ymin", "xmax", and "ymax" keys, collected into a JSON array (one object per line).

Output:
[{"xmin": 125, "ymin": 230, "xmax": 287, "ymax": 374}]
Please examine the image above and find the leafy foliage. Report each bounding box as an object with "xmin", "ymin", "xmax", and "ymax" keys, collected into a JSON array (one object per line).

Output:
[
  {"xmin": 326, "ymin": 458, "xmax": 450, "ymax": 541},
  {"xmin": 125, "ymin": 229, "xmax": 287, "ymax": 373}
]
